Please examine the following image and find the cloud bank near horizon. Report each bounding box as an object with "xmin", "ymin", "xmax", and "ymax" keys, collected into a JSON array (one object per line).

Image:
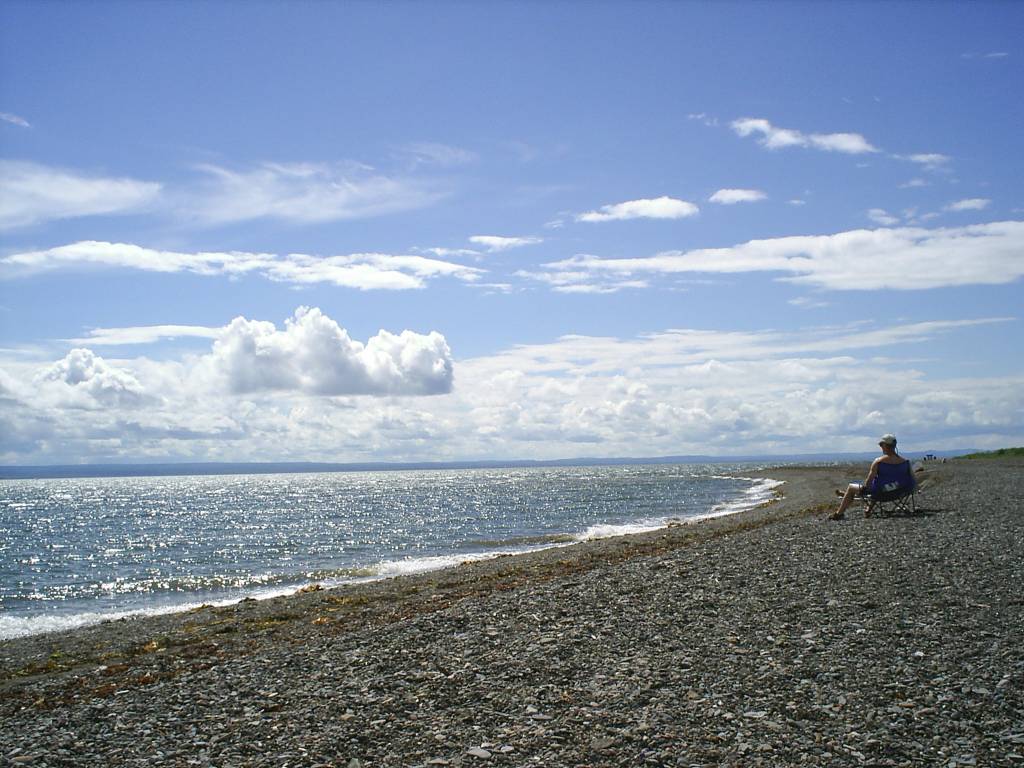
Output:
[{"xmin": 1, "ymin": 315, "xmax": 1019, "ymax": 464}]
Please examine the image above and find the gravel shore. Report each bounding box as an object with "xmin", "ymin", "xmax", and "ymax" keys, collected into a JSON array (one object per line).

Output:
[{"xmin": 2, "ymin": 459, "xmax": 1022, "ymax": 767}]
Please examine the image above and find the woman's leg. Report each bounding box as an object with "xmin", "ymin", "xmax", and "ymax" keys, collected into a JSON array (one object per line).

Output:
[{"xmin": 831, "ymin": 483, "xmax": 861, "ymax": 519}]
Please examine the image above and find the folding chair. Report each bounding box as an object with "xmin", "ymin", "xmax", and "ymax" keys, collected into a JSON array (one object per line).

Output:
[
  {"xmin": 863, "ymin": 485, "xmax": 916, "ymax": 516},
  {"xmin": 862, "ymin": 460, "xmax": 917, "ymax": 517}
]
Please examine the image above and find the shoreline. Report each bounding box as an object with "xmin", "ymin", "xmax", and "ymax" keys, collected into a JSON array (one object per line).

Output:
[
  {"xmin": 0, "ymin": 470, "xmax": 786, "ymax": 644},
  {"xmin": 0, "ymin": 464, "xmax": 836, "ymax": 681},
  {"xmin": 5, "ymin": 459, "xmax": 1020, "ymax": 766}
]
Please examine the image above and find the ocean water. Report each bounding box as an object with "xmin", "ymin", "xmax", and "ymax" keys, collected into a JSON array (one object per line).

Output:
[{"xmin": 0, "ymin": 463, "xmax": 781, "ymax": 639}]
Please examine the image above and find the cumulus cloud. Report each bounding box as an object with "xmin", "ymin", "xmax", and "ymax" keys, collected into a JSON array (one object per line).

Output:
[
  {"xmin": 945, "ymin": 198, "xmax": 991, "ymax": 212},
  {"xmin": 468, "ymin": 235, "xmax": 543, "ymax": 252},
  {"xmin": 0, "ymin": 160, "xmax": 161, "ymax": 230},
  {"xmin": 185, "ymin": 162, "xmax": 442, "ymax": 224},
  {"xmin": 0, "ymin": 112, "xmax": 30, "ymax": 128},
  {"xmin": 731, "ymin": 118, "xmax": 878, "ymax": 154},
  {"xmin": 0, "ymin": 241, "xmax": 484, "ymax": 290},
  {"xmin": 576, "ymin": 196, "xmax": 699, "ymax": 223},
  {"xmin": 36, "ymin": 348, "xmax": 148, "ymax": 408},
  {"xmin": 207, "ymin": 307, "xmax": 453, "ymax": 396},
  {"xmin": 709, "ymin": 188, "xmax": 766, "ymax": 205},
  {"xmin": 540, "ymin": 221, "xmax": 1024, "ymax": 291}
]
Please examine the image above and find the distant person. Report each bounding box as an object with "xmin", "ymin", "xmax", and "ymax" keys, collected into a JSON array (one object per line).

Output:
[{"xmin": 830, "ymin": 434, "xmax": 915, "ymax": 520}]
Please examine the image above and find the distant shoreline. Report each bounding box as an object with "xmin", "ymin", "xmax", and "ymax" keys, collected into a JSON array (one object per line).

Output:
[{"xmin": 0, "ymin": 450, "xmax": 968, "ymax": 480}]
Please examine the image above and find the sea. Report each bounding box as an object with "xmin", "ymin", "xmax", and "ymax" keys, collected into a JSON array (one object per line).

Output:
[{"xmin": 0, "ymin": 463, "xmax": 783, "ymax": 640}]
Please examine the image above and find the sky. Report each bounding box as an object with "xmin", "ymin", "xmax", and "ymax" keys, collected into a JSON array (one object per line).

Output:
[{"xmin": 0, "ymin": 1, "xmax": 1022, "ymax": 465}]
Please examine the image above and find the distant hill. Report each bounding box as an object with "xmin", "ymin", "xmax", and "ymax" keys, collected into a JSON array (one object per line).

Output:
[{"xmin": 960, "ymin": 447, "xmax": 1024, "ymax": 460}]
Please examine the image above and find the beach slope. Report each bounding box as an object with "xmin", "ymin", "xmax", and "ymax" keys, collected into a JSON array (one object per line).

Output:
[{"xmin": 2, "ymin": 460, "xmax": 1022, "ymax": 766}]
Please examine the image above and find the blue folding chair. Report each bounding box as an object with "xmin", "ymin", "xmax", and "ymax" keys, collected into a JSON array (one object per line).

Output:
[{"xmin": 863, "ymin": 460, "xmax": 917, "ymax": 516}]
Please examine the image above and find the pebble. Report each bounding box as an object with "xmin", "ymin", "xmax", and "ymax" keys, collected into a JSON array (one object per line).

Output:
[{"xmin": 1, "ymin": 460, "xmax": 1021, "ymax": 766}]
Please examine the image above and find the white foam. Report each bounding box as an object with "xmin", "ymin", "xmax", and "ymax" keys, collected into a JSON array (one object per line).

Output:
[
  {"xmin": 0, "ymin": 584, "xmax": 311, "ymax": 641},
  {"xmin": 0, "ymin": 602, "xmax": 206, "ymax": 641},
  {"xmin": 360, "ymin": 546, "xmax": 559, "ymax": 580},
  {"xmin": 696, "ymin": 477, "xmax": 785, "ymax": 522},
  {"xmin": 575, "ymin": 520, "xmax": 668, "ymax": 541}
]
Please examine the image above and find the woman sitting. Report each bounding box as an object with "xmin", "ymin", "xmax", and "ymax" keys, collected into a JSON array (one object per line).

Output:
[{"xmin": 830, "ymin": 434, "xmax": 915, "ymax": 520}]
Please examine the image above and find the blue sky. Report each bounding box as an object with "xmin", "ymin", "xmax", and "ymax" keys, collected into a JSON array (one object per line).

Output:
[{"xmin": 1, "ymin": 1, "xmax": 1022, "ymax": 464}]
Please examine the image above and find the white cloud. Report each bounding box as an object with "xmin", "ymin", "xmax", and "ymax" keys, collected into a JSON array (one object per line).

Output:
[
  {"xmin": 266, "ymin": 253, "xmax": 482, "ymax": 289},
  {"xmin": 541, "ymin": 221, "xmax": 1024, "ymax": 291},
  {"xmin": 468, "ymin": 282, "xmax": 515, "ymax": 294},
  {"xmin": 576, "ymin": 196, "xmax": 699, "ymax": 223},
  {"xmin": 0, "ymin": 160, "xmax": 161, "ymax": 230},
  {"xmin": 900, "ymin": 178, "xmax": 928, "ymax": 188},
  {"xmin": 788, "ymin": 296, "xmax": 830, "ymax": 309},
  {"xmin": 447, "ymin": 318, "xmax": 1022, "ymax": 456},
  {"xmin": 468, "ymin": 235, "xmax": 543, "ymax": 252},
  {"xmin": 0, "ymin": 241, "xmax": 485, "ymax": 290},
  {"xmin": 186, "ymin": 162, "xmax": 442, "ymax": 224},
  {"xmin": 400, "ymin": 142, "xmax": 478, "ymax": 167},
  {"xmin": 207, "ymin": 307, "xmax": 453, "ymax": 396},
  {"xmin": 36, "ymin": 348, "xmax": 148, "ymax": 409},
  {"xmin": 69, "ymin": 325, "xmax": 222, "ymax": 346},
  {"xmin": 2, "ymin": 316, "xmax": 1020, "ymax": 463},
  {"xmin": 907, "ymin": 153, "xmax": 950, "ymax": 167},
  {"xmin": 945, "ymin": 198, "xmax": 991, "ymax": 212},
  {"xmin": 709, "ymin": 188, "xmax": 766, "ymax": 205},
  {"xmin": 0, "ymin": 112, "xmax": 30, "ymax": 128},
  {"xmin": 687, "ymin": 112, "xmax": 719, "ymax": 127},
  {"xmin": 417, "ymin": 247, "xmax": 482, "ymax": 258},
  {"xmin": 731, "ymin": 117, "xmax": 878, "ymax": 154},
  {"xmin": 867, "ymin": 208, "xmax": 900, "ymax": 226},
  {"xmin": 787, "ymin": 199, "xmax": 806, "ymax": 206},
  {"xmin": 515, "ymin": 269, "xmax": 648, "ymax": 294}
]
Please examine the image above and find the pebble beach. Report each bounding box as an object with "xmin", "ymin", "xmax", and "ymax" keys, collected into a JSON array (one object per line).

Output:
[{"xmin": 1, "ymin": 459, "xmax": 1022, "ymax": 767}]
